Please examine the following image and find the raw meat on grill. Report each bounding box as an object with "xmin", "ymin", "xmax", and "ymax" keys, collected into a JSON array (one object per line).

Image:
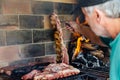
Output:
[
  {"xmin": 21, "ymin": 70, "xmax": 41, "ymax": 80},
  {"xmin": 34, "ymin": 63, "xmax": 80, "ymax": 80},
  {"xmin": 21, "ymin": 63, "xmax": 80, "ymax": 80}
]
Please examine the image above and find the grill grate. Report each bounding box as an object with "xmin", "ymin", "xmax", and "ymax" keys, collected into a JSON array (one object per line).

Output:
[
  {"xmin": 10, "ymin": 62, "xmax": 50, "ymax": 80},
  {"xmin": 0, "ymin": 63, "xmax": 109, "ymax": 80}
]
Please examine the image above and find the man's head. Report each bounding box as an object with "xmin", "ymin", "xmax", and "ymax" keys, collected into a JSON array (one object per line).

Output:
[{"xmin": 80, "ymin": 0, "xmax": 120, "ymax": 38}]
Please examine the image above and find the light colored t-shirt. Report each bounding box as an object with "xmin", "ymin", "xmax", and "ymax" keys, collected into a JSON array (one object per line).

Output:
[{"xmin": 110, "ymin": 33, "xmax": 120, "ymax": 80}]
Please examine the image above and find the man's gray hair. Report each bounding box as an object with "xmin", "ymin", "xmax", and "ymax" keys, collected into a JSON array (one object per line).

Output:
[{"xmin": 84, "ymin": 0, "xmax": 120, "ymax": 18}]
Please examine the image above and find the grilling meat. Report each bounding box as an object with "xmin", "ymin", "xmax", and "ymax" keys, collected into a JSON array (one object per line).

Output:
[
  {"xmin": 50, "ymin": 13, "xmax": 69, "ymax": 64},
  {"xmin": 34, "ymin": 63, "xmax": 80, "ymax": 80},
  {"xmin": 21, "ymin": 70, "xmax": 41, "ymax": 80},
  {"xmin": 21, "ymin": 63, "xmax": 80, "ymax": 80}
]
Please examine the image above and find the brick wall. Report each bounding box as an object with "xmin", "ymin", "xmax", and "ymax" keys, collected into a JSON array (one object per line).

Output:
[{"xmin": 0, "ymin": 0, "xmax": 76, "ymax": 67}]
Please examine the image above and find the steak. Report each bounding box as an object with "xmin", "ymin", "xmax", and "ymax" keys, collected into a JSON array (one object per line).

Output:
[{"xmin": 21, "ymin": 63, "xmax": 80, "ymax": 80}]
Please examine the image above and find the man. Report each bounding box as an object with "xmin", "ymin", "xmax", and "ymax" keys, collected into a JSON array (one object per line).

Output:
[{"xmin": 77, "ymin": 0, "xmax": 120, "ymax": 80}]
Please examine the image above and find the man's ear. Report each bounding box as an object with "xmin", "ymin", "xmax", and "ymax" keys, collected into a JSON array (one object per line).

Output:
[{"xmin": 93, "ymin": 8, "xmax": 105, "ymax": 25}]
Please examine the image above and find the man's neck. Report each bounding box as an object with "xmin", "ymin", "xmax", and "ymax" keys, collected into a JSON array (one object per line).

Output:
[{"xmin": 105, "ymin": 17, "xmax": 120, "ymax": 38}]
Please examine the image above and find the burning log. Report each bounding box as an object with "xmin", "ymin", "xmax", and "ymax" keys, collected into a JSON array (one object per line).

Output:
[{"xmin": 90, "ymin": 50, "xmax": 104, "ymax": 59}]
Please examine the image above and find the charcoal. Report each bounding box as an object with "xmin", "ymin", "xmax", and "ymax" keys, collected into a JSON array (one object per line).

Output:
[
  {"xmin": 105, "ymin": 61, "xmax": 110, "ymax": 67},
  {"xmin": 87, "ymin": 61, "xmax": 93, "ymax": 68},
  {"xmin": 99, "ymin": 60, "xmax": 104, "ymax": 66},
  {"xmin": 58, "ymin": 73, "xmax": 83, "ymax": 80},
  {"xmin": 68, "ymin": 40, "xmax": 76, "ymax": 63},
  {"xmin": 81, "ymin": 74, "xmax": 97, "ymax": 80},
  {"xmin": 11, "ymin": 66, "xmax": 32, "ymax": 80},
  {"xmin": 71, "ymin": 62, "xmax": 84, "ymax": 69},
  {"xmin": 93, "ymin": 67, "xmax": 109, "ymax": 72},
  {"xmin": 84, "ymin": 53, "xmax": 97, "ymax": 62},
  {"xmin": 75, "ymin": 54, "xmax": 87, "ymax": 65},
  {"xmin": 0, "ymin": 73, "xmax": 12, "ymax": 80}
]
